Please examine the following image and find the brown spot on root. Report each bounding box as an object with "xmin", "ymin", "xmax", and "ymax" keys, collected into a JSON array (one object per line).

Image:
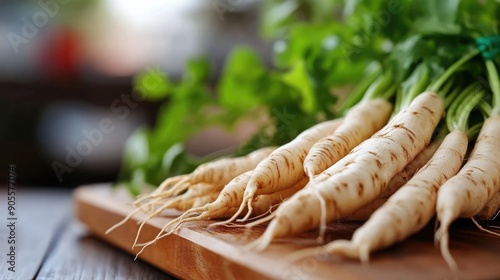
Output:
[
  {"xmin": 390, "ymin": 151, "xmax": 397, "ymax": 161},
  {"xmin": 284, "ymin": 157, "xmax": 290, "ymax": 169},
  {"xmin": 466, "ymin": 190, "xmax": 471, "ymax": 200},
  {"xmin": 357, "ymin": 183, "xmax": 364, "ymax": 196},
  {"xmin": 323, "ymin": 138, "xmax": 336, "ymax": 144},
  {"xmin": 375, "ymin": 159, "xmax": 382, "ymax": 168},
  {"xmin": 466, "ymin": 175, "xmax": 478, "ymax": 185},
  {"xmin": 393, "ymin": 123, "xmax": 416, "ymax": 142},
  {"xmin": 401, "ymin": 145, "xmax": 410, "ymax": 160},
  {"xmin": 341, "ymin": 182, "xmax": 348, "ymax": 189},
  {"xmin": 422, "ymin": 106, "xmax": 435, "ymax": 116},
  {"xmin": 430, "ymin": 183, "xmax": 440, "ymax": 192},
  {"xmin": 471, "ymin": 166, "xmax": 486, "ymax": 173},
  {"xmin": 337, "ymin": 134, "xmax": 350, "ymax": 145}
]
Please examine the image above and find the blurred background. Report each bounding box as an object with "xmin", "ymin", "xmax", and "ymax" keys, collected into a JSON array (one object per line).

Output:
[{"xmin": 0, "ymin": 0, "xmax": 273, "ymax": 187}]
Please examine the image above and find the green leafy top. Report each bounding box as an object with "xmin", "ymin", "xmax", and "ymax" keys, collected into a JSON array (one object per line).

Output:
[{"xmin": 118, "ymin": 0, "xmax": 500, "ymax": 193}]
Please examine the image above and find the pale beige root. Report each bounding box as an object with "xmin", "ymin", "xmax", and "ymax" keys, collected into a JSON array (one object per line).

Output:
[
  {"xmin": 158, "ymin": 170, "xmax": 254, "ymax": 236},
  {"xmin": 347, "ymin": 137, "xmax": 443, "ymax": 221},
  {"xmin": 290, "ymin": 130, "xmax": 467, "ymax": 264},
  {"xmin": 233, "ymin": 118, "xmax": 344, "ymax": 221},
  {"xmin": 134, "ymin": 176, "xmax": 309, "ymax": 255},
  {"xmin": 133, "ymin": 171, "xmax": 255, "ymax": 254},
  {"xmin": 304, "ymin": 99, "xmax": 393, "ymax": 179},
  {"xmin": 475, "ymin": 190, "xmax": 500, "ymax": 221},
  {"xmin": 436, "ymin": 116, "xmax": 500, "ymax": 272},
  {"xmin": 212, "ymin": 177, "xmax": 310, "ymax": 223},
  {"xmin": 238, "ymin": 177, "xmax": 309, "ymax": 222},
  {"xmin": 106, "ymin": 182, "xmax": 219, "ymax": 236},
  {"xmin": 135, "ymin": 147, "xmax": 274, "ymax": 207},
  {"xmin": 130, "ymin": 183, "xmax": 220, "ymax": 247},
  {"xmin": 251, "ymin": 92, "xmax": 444, "ymax": 250},
  {"xmin": 191, "ymin": 192, "xmax": 220, "ymax": 208}
]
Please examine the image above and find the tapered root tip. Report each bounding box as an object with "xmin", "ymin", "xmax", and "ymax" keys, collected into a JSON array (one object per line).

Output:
[
  {"xmin": 244, "ymin": 212, "xmax": 276, "ymax": 229},
  {"xmin": 210, "ymin": 195, "xmax": 251, "ymax": 228},
  {"xmin": 436, "ymin": 212, "xmax": 458, "ymax": 273},
  {"xmin": 163, "ymin": 208, "xmax": 204, "ymax": 234},
  {"xmin": 440, "ymin": 230, "xmax": 458, "ymax": 273},
  {"xmin": 239, "ymin": 201, "xmax": 254, "ymax": 222},
  {"xmin": 155, "ymin": 176, "xmax": 190, "ymax": 197},
  {"xmin": 304, "ymin": 166, "xmax": 314, "ymax": 181},
  {"xmin": 106, "ymin": 207, "xmax": 143, "ymax": 234}
]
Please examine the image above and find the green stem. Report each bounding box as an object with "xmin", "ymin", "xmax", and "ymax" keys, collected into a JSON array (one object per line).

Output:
[
  {"xmin": 479, "ymin": 100, "xmax": 493, "ymax": 118},
  {"xmin": 428, "ymin": 50, "xmax": 479, "ymax": 94},
  {"xmin": 401, "ymin": 64, "xmax": 430, "ymax": 109},
  {"xmin": 456, "ymin": 92, "xmax": 483, "ymax": 134},
  {"xmin": 362, "ymin": 71, "xmax": 394, "ymax": 101},
  {"xmin": 446, "ymin": 84, "xmax": 480, "ymax": 132},
  {"xmin": 467, "ymin": 122, "xmax": 484, "ymax": 140},
  {"xmin": 380, "ymin": 84, "xmax": 398, "ymax": 100},
  {"xmin": 443, "ymin": 84, "xmax": 460, "ymax": 109},
  {"xmin": 486, "ymin": 60, "xmax": 500, "ymax": 115}
]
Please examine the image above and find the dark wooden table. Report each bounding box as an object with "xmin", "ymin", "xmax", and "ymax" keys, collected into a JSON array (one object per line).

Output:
[{"xmin": 0, "ymin": 187, "xmax": 176, "ymax": 280}]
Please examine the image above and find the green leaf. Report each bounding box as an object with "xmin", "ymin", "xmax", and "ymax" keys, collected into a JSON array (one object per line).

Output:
[
  {"xmin": 412, "ymin": 0, "xmax": 461, "ymax": 35},
  {"xmin": 133, "ymin": 68, "xmax": 171, "ymax": 101},
  {"xmin": 281, "ymin": 59, "xmax": 316, "ymax": 113},
  {"xmin": 185, "ymin": 58, "xmax": 211, "ymax": 85},
  {"xmin": 218, "ymin": 47, "xmax": 268, "ymax": 110}
]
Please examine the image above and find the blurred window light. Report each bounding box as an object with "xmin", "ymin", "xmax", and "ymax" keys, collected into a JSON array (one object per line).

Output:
[{"xmin": 104, "ymin": 0, "xmax": 206, "ymax": 29}]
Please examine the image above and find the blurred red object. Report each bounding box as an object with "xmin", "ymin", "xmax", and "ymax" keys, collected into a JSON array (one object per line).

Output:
[{"xmin": 40, "ymin": 28, "xmax": 80, "ymax": 79}]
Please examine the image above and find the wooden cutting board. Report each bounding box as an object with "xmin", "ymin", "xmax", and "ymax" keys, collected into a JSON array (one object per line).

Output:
[{"xmin": 75, "ymin": 184, "xmax": 500, "ymax": 280}]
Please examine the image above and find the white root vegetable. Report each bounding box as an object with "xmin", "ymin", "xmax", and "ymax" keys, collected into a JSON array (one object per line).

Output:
[
  {"xmin": 136, "ymin": 147, "xmax": 276, "ymax": 206},
  {"xmin": 289, "ymin": 130, "xmax": 467, "ymax": 263},
  {"xmin": 252, "ymin": 92, "xmax": 444, "ymax": 250},
  {"xmin": 436, "ymin": 116, "xmax": 500, "ymax": 271},
  {"xmin": 304, "ymin": 99, "xmax": 393, "ymax": 179},
  {"xmin": 348, "ymin": 138, "xmax": 442, "ymax": 221},
  {"xmin": 131, "ymin": 171, "xmax": 254, "ymax": 254},
  {"xmin": 134, "ymin": 176, "xmax": 309, "ymax": 255},
  {"xmin": 231, "ymin": 118, "xmax": 344, "ymax": 221}
]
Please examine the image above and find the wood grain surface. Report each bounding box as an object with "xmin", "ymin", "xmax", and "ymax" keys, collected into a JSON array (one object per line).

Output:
[
  {"xmin": 0, "ymin": 188, "xmax": 71, "ymax": 280},
  {"xmin": 75, "ymin": 184, "xmax": 500, "ymax": 280},
  {"xmin": 0, "ymin": 187, "xmax": 173, "ymax": 280}
]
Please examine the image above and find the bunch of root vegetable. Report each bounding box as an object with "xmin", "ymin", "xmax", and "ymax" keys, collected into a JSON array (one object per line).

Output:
[{"xmin": 108, "ymin": 42, "xmax": 500, "ymax": 272}]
